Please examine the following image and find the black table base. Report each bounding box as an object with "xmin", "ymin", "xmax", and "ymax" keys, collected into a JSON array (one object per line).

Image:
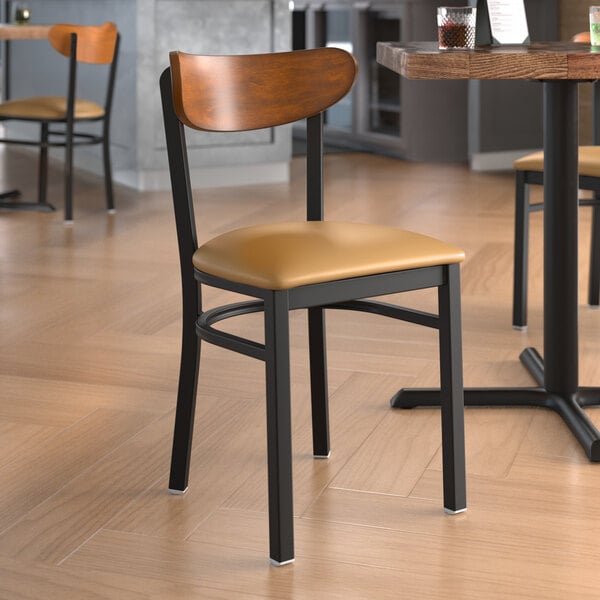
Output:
[
  {"xmin": 392, "ymin": 79, "xmax": 600, "ymax": 463},
  {"xmin": 391, "ymin": 346, "xmax": 600, "ymax": 462},
  {"xmin": 0, "ymin": 189, "xmax": 55, "ymax": 212}
]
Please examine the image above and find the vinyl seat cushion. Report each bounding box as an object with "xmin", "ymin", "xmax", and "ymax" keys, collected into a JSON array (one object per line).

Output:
[
  {"xmin": 193, "ymin": 221, "xmax": 465, "ymax": 290},
  {"xmin": 0, "ymin": 96, "xmax": 104, "ymax": 120},
  {"xmin": 514, "ymin": 146, "xmax": 600, "ymax": 178}
]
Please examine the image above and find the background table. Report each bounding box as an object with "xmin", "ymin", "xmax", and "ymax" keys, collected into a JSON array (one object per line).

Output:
[{"xmin": 378, "ymin": 42, "xmax": 600, "ymax": 461}]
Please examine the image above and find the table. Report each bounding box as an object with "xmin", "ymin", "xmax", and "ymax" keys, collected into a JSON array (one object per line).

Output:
[
  {"xmin": 0, "ymin": 24, "xmax": 50, "ymax": 39},
  {"xmin": 377, "ymin": 42, "xmax": 600, "ymax": 462},
  {"xmin": 0, "ymin": 23, "xmax": 52, "ymax": 211}
]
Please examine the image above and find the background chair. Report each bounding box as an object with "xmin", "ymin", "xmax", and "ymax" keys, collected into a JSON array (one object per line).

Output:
[
  {"xmin": 160, "ymin": 47, "xmax": 467, "ymax": 565},
  {"xmin": 0, "ymin": 22, "xmax": 119, "ymax": 222},
  {"xmin": 512, "ymin": 31, "xmax": 600, "ymax": 328}
]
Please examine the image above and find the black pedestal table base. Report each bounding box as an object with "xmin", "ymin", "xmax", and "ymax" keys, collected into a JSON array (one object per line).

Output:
[
  {"xmin": 391, "ymin": 79, "xmax": 600, "ymax": 463},
  {"xmin": 0, "ymin": 189, "xmax": 55, "ymax": 212},
  {"xmin": 391, "ymin": 346, "xmax": 600, "ymax": 462}
]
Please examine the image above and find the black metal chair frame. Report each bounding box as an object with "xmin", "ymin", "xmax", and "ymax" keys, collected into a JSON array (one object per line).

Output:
[
  {"xmin": 0, "ymin": 31, "xmax": 120, "ymax": 222},
  {"xmin": 513, "ymin": 81, "xmax": 600, "ymax": 328},
  {"xmin": 160, "ymin": 64, "xmax": 466, "ymax": 566}
]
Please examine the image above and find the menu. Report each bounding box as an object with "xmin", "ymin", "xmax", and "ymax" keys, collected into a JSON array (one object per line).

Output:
[{"xmin": 486, "ymin": 0, "xmax": 530, "ymax": 44}]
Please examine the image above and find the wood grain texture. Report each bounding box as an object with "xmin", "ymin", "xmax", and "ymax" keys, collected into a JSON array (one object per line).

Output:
[
  {"xmin": 170, "ymin": 48, "xmax": 357, "ymax": 132},
  {"xmin": 48, "ymin": 22, "xmax": 117, "ymax": 64},
  {"xmin": 2, "ymin": 147, "xmax": 600, "ymax": 596},
  {"xmin": 0, "ymin": 25, "xmax": 50, "ymax": 40},
  {"xmin": 377, "ymin": 41, "xmax": 600, "ymax": 80}
]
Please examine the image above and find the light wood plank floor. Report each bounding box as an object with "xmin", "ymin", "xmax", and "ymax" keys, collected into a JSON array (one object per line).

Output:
[{"xmin": 1, "ymin": 148, "xmax": 600, "ymax": 599}]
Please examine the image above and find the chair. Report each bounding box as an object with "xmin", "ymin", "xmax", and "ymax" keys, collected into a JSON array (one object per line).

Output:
[
  {"xmin": 0, "ymin": 22, "xmax": 120, "ymax": 222},
  {"xmin": 512, "ymin": 31, "xmax": 600, "ymax": 328},
  {"xmin": 160, "ymin": 47, "xmax": 467, "ymax": 565}
]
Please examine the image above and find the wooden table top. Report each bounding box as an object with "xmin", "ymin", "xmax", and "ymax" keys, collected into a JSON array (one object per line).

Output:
[
  {"xmin": 377, "ymin": 41, "xmax": 600, "ymax": 81},
  {"xmin": 0, "ymin": 24, "xmax": 50, "ymax": 40}
]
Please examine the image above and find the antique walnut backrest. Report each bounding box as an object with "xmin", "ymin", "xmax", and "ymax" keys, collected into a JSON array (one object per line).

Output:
[
  {"xmin": 48, "ymin": 22, "xmax": 118, "ymax": 64},
  {"xmin": 161, "ymin": 48, "xmax": 357, "ymax": 288},
  {"xmin": 169, "ymin": 48, "xmax": 357, "ymax": 132}
]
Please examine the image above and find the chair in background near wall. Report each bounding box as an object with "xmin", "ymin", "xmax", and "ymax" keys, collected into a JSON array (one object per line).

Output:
[
  {"xmin": 160, "ymin": 47, "xmax": 467, "ymax": 565},
  {"xmin": 0, "ymin": 22, "xmax": 119, "ymax": 223},
  {"xmin": 512, "ymin": 31, "xmax": 600, "ymax": 328}
]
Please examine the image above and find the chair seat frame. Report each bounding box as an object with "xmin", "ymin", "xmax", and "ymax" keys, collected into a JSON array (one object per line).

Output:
[{"xmin": 160, "ymin": 63, "xmax": 466, "ymax": 565}]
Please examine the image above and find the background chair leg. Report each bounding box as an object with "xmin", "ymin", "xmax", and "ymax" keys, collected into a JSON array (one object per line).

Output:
[
  {"xmin": 308, "ymin": 307, "xmax": 330, "ymax": 458},
  {"xmin": 64, "ymin": 125, "xmax": 74, "ymax": 223},
  {"xmin": 37, "ymin": 122, "xmax": 49, "ymax": 206},
  {"xmin": 103, "ymin": 132, "xmax": 115, "ymax": 213},
  {"xmin": 588, "ymin": 197, "xmax": 600, "ymax": 306},
  {"xmin": 169, "ymin": 285, "xmax": 202, "ymax": 493},
  {"xmin": 438, "ymin": 263, "xmax": 466, "ymax": 514},
  {"xmin": 513, "ymin": 172, "xmax": 530, "ymax": 328},
  {"xmin": 264, "ymin": 291, "xmax": 294, "ymax": 566}
]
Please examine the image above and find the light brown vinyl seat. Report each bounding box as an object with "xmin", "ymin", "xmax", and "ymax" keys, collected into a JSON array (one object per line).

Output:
[
  {"xmin": 161, "ymin": 47, "xmax": 467, "ymax": 566},
  {"xmin": 0, "ymin": 96, "xmax": 105, "ymax": 120},
  {"xmin": 514, "ymin": 146, "xmax": 600, "ymax": 178},
  {"xmin": 512, "ymin": 31, "xmax": 600, "ymax": 328},
  {"xmin": 0, "ymin": 22, "xmax": 119, "ymax": 222},
  {"xmin": 194, "ymin": 221, "xmax": 464, "ymax": 290}
]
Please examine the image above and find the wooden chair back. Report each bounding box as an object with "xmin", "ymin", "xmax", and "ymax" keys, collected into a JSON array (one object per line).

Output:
[
  {"xmin": 161, "ymin": 48, "xmax": 357, "ymax": 285},
  {"xmin": 48, "ymin": 22, "xmax": 118, "ymax": 64},
  {"xmin": 573, "ymin": 31, "xmax": 591, "ymax": 43},
  {"xmin": 169, "ymin": 48, "xmax": 357, "ymax": 132}
]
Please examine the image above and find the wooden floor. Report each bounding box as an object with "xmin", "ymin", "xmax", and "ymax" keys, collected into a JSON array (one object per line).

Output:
[{"xmin": 1, "ymin": 149, "xmax": 600, "ymax": 599}]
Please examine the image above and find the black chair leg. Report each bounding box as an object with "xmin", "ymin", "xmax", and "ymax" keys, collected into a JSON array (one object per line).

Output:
[
  {"xmin": 308, "ymin": 307, "xmax": 330, "ymax": 458},
  {"xmin": 438, "ymin": 263, "xmax": 466, "ymax": 514},
  {"xmin": 168, "ymin": 282, "xmax": 202, "ymax": 493},
  {"xmin": 264, "ymin": 290, "xmax": 294, "ymax": 566},
  {"xmin": 513, "ymin": 171, "xmax": 530, "ymax": 328},
  {"xmin": 102, "ymin": 129, "xmax": 115, "ymax": 213},
  {"xmin": 588, "ymin": 196, "xmax": 600, "ymax": 306},
  {"xmin": 37, "ymin": 122, "xmax": 49, "ymax": 206},
  {"xmin": 64, "ymin": 124, "xmax": 74, "ymax": 223}
]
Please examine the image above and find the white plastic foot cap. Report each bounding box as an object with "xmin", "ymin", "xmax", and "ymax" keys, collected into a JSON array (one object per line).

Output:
[
  {"xmin": 168, "ymin": 487, "xmax": 188, "ymax": 495},
  {"xmin": 270, "ymin": 557, "xmax": 295, "ymax": 567},
  {"xmin": 445, "ymin": 507, "xmax": 467, "ymax": 515},
  {"xmin": 512, "ymin": 325, "xmax": 527, "ymax": 331},
  {"xmin": 313, "ymin": 451, "xmax": 331, "ymax": 459}
]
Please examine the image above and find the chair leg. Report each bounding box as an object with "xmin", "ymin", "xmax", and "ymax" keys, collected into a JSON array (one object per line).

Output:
[
  {"xmin": 168, "ymin": 281, "xmax": 202, "ymax": 493},
  {"xmin": 264, "ymin": 290, "xmax": 294, "ymax": 566},
  {"xmin": 102, "ymin": 129, "xmax": 115, "ymax": 213},
  {"xmin": 513, "ymin": 170, "xmax": 530, "ymax": 328},
  {"xmin": 308, "ymin": 307, "xmax": 330, "ymax": 458},
  {"xmin": 438, "ymin": 263, "xmax": 466, "ymax": 514},
  {"xmin": 64, "ymin": 123, "xmax": 74, "ymax": 223},
  {"xmin": 588, "ymin": 196, "xmax": 600, "ymax": 306},
  {"xmin": 37, "ymin": 122, "xmax": 49, "ymax": 206}
]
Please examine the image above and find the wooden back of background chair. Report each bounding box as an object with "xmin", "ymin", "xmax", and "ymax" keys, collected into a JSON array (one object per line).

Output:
[
  {"xmin": 169, "ymin": 48, "xmax": 357, "ymax": 132},
  {"xmin": 48, "ymin": 22, "xmax": 118, "ymax": 64},
  {"xmin": 573, "ymin": 31, "xmax": 591, "ymax": 43}
]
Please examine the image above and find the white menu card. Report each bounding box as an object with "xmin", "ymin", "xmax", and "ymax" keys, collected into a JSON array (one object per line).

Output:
[{"xmin": 487, "ymin": 0, "xmax": 530, "ymax": 44}]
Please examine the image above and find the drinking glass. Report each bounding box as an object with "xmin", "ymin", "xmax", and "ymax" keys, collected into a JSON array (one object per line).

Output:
[{"xmin": 437, "ymin": 6, "xmax": 476, "ymax": 50}]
